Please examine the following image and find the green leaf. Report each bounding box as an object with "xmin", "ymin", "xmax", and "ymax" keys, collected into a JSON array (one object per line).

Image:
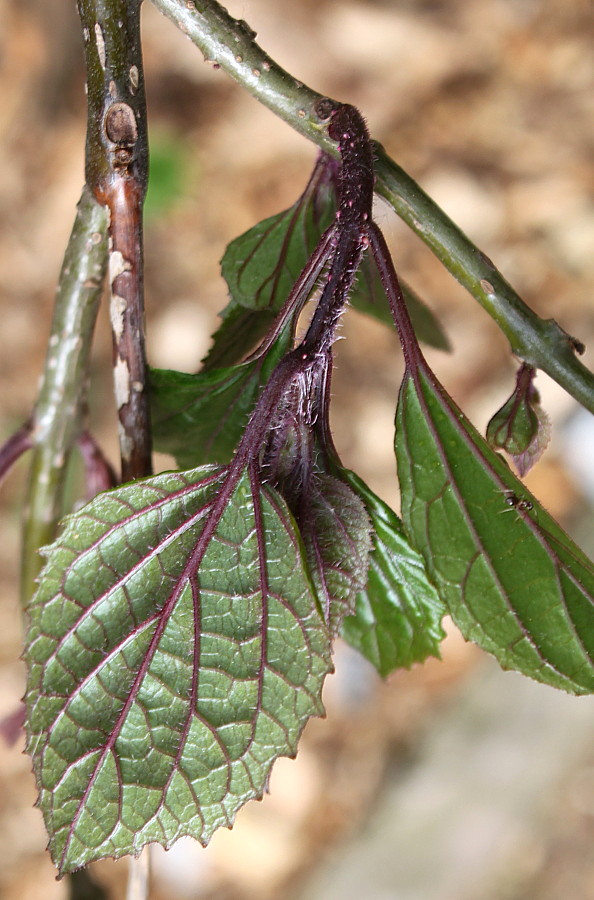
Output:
[
  {"xmin": 303, "ymin": 474, "xmax": 373, "ymax": 635},
  {"xmin": 150, "ymin": 328, "xmax": 290, "ymax": 468},
  {"xmin": 395, "ymin": 360, "xmax": 594, "ymax": 694},
  {"xmin": 25, "ymin": 464, "xmax": 332, "ymax": 873},
  {"xmin": 350, "ymin": 256, "xmax": 451, "ymax": 351},
  {"xmin": 204, "ymin": 160, "xmax": 336, "ymax": 369},
  {"xmin": 486, "ymin": 363, "xmax": 551, "ymax": 476},
  {"xmin": 340, "ymin": 471, "xmax": 446, "ymax": 676},
  {"xmin": 220, "ymin": 171, "xmax": 334, "ymax": 315}
]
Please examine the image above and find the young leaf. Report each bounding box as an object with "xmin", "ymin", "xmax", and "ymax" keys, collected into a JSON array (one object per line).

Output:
[
  {"xmin": 395, "ymin": 359, "xmax": 594, "ymax": 695},
  {"xmin": 220, "ymin": 186, "xmax": 334, "ymax": 314},
  {"xmin": 204, "ymin": 156, "xmax": 336, "ymax": 369},
  {"xmin": 150, "ymin": 328, "xmax": 291, "ymax": 468},
  {"xmin": 486, "ymin": 362, "xmax": 551, "ymax": 475},
  {"xmin": 255, "ymin": 363, "xmax": 373, "ymax": 637},
  {"xmin": 340, "ymin": 471, "xmax": 446, "ymax": 676},
  {"xmin": 301, "ymin": 473, "xmax": 372, "ymax": 635},
  {"xmin": 25, "ymin": 464, "xmax": 332, "ymax": 874}
]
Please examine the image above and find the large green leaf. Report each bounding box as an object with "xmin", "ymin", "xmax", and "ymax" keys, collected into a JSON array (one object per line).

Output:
[
  {"xmin": 396, "ymin": 360, "xmax": 594, "ymax": 694},
  {"xmin": 150, "ymin": 328, "xmax": 290, "ymax": 468},
  {"xmin": 340, "ymin": 471, "xmax": 446, "ymax": 676},
  {"xmin": 25, "ymin": 464, "xmax": 332, "ymax": 873}
]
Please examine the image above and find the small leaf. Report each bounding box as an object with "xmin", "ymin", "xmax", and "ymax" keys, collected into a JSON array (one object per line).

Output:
[
  {"xmin": 396, "ymin": 359, "xmax": 594, "ymax": 695},
  {"xmin": 486, "ymin": 363, "xmax": 551, "ymax": 475},
  {"xmin": 150, "ymin": 329, "xmax": 290, "ymax": 468},
  {"xmin": 303, "ymin": 474, "xmax": 373, "ymax": 635},
  {"xmin": 220, "ymin": 192, "xmax": 334, "ymax": 313},
  {"xmin": 253, "ymin": 360, "xmax": 373, "ymax": 636},
  {"xmin": 204, "ymin": 157, "xmax": 336, "ymax": 369},
  {"xmin": 25, "ymin": 464, "xmax": 332, "ymax": 873},
  {"xmin": 340, "ymin": 470, "xmax": 446, "ymax": 676},
  {"xmin": 351, "ymin": 257, "xmax": 451, "ymax": 351}
]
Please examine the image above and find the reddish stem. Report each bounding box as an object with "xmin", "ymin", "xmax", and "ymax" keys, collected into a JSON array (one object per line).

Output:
[
  {"xmin": 98, "ymin": 174, "xmax": 152, "ymax": 482},
  {"xmin": 77, "ymin": 431, "xmax": 117, "ymax": 499},
  {"xmin": 0, "ymin": 422, "xmax": 33, "ymax": 485}
]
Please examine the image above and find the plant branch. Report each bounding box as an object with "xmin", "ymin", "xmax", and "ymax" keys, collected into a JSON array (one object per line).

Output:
[
  {"xmin": 0, "ymin": 422, "xmax": 33, "ymax": 485},
  {"xmin": 21, "ymin": 188, "xmax": 108, "ymax": 606},
  {"xmin": 78, "ymin": 0, "xmax": 152, "ymax": 482},
  {"xmin": 150, "ymin": 0, "xmax": 594, "ymax": 415},
  {"xmin": 373, "ymin": 146, "xmax": 594, "ymax": 412},
  {"xmin": 150, "ymin": 0, "xmax": 333, "ymax": 146}
]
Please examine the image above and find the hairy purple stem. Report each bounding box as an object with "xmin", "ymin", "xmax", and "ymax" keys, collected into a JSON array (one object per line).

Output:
[{"xmin": 301, "ymin": 105, "xmax": 374, "ymax": 354}]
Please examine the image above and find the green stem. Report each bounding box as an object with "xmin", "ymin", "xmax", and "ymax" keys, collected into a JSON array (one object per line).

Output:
[
  {"xmin": 150, "ymin": 0, "xmax": 594, "ymax": 415},
  {"xmin": 373, "ymin": 146, "xmax": 594, "ymax": 412},
  {"xmin": 21, "ymin": 189, "xmax": 108, "ymax": 606},
  {"xmin": 149, "ymin": 0, "xmax": 332, "ymax": 145}
]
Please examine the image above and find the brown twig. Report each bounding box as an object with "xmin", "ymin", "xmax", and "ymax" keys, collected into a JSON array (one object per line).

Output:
[{"xmin": 78, "ymin": 0, "xmax": 152, "ymax": 482}]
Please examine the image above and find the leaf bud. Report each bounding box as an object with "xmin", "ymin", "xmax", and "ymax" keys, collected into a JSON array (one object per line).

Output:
[{"xmin": 486, "ymin": 363, "xmax": 551, "ymax": 476}]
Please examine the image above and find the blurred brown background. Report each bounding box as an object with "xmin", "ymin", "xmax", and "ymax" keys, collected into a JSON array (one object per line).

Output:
[{"xmin": 1, "ymin": 0, "xmax": 594, "ymax": 897}]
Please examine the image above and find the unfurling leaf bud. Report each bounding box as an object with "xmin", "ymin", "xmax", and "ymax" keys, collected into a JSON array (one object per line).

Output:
[{"xmin": 486, "ymin": 363, "xmax": 551, "ymax": 476}]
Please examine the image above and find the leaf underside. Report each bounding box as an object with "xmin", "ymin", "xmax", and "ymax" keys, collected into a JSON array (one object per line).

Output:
[
  {"xmin": 396, "ymin": 361, "xmax": 594, "ymax": 694},
  {"xmin": 303, "ymin": 473, "xmax": 373, "ymax": 636},
  {"xmin": 206, "ymin": 172, "xmax": 335, "ymax": 369},
  {"xmin": 340, "ymin": 470, "xmax": 446, "ymax": 676},
  {"xmin": 25, "ymin": 466, "xmax": 332, "ymax": 873}
]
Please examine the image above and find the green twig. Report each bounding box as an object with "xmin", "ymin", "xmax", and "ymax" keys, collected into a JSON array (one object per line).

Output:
[
  {"xmin": 149, "ymin": 0, "xmax": 594, "ymax": 415},
  {"xmin": 373, "ymin": 147, "xmax": 594, "ymax": 412},
  {"xmin": 21, "ymin": 189, "xmax": 108, "ymax": 606},
  {"xmin": 149, "ymin": 0, "xmax": 332, "ymax": 146}
]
